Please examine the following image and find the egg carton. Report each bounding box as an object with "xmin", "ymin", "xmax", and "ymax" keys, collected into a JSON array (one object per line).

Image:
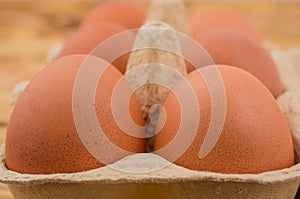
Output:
[{"xmin": 2, "ymin": 0, "xmax": 300, "ymax": 198}]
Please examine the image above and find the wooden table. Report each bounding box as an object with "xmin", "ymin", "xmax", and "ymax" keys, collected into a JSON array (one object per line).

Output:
[{"xmin": 0, "ymin": 1, "xmax": 300, "ymax": 198}]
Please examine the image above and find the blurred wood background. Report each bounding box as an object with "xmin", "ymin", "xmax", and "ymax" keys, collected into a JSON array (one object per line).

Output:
[{"xmin": 0, "ymin": 1, "xmax": 300, "ymax": 198}]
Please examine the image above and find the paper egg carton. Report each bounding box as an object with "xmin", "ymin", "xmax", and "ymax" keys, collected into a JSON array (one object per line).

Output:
[{"xmin": 1, "ymin": 0, "xmax": 300, "ymax": 198}]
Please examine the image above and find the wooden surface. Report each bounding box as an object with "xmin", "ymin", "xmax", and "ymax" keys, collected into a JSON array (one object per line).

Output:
[{"xmin": 0, "ymin": 1, "xmax": 300, "ymax": 198}]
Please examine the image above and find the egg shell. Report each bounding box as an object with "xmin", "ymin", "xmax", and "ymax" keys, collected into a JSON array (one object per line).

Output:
[
  {"xmin": 57, "ymin": 23, "xmax": 134, "ymax": 74},
  {"xmin": 5, "ymin": 55, "xmax": 145, "ymax": 174},
  {"xmin": 154, "ymin": 65, "xmax": 294, "ymax": 174},
  {"xmin": 188, "ymin": 29, "xmax": 283, "ymax": 97},
  {"xmin": 81, "ymin": 1, "xmax": 146, "ymax": 29},
  {"xmin": 189, "ymin": 7, "xmax": 261, "ymax": 42}
]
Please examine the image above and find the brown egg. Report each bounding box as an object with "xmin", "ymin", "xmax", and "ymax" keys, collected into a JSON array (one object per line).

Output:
[
  {"xmin": 81, "ymin": 1, "xmax": 146, "ymax": 29},
  {"xmin": 187, "ymin": 29, "xmax": 283, "ymax": 97},
  {"xmin": 154, "ymin": 65, "xmax": 294, "ymax": 174},
  {"xmin": 5, "ymin": 55, "xmax": 145, "ymax": 174},
  {"xmin": 189, "ymin": 7, "xmax": 261, "ymax": 41},
  {"xmin": 57, "ymin": 22, "xmax": 134, "ymax": 74}
]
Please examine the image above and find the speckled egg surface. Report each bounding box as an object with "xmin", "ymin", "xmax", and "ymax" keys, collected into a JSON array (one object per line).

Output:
[
  {"xmin": 5, "ymin": 55, "xmax": 145, "ymax": 174},
  {"xmin": 189, "ymin": 29, "xmax": 283, "ymax": 97},
  {"xmin": 57, "ymin": 22, "xmax": 134, "ymax": 74},
  {"xmin": 154, "ymin": 65, "xmax": 294, "ymax": 174}
]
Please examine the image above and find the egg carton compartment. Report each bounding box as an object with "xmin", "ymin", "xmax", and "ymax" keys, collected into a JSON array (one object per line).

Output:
[
  {"xmin": 0, "ymin": 142, "xmax": 300, "ymax": 199},
  {"xmin": 2, "ymin": 0, "xmax": 300, "ymax": 198},
  {"xmin": 0, "ymin": 44, "xmax": 300, "ymax": 199}
]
